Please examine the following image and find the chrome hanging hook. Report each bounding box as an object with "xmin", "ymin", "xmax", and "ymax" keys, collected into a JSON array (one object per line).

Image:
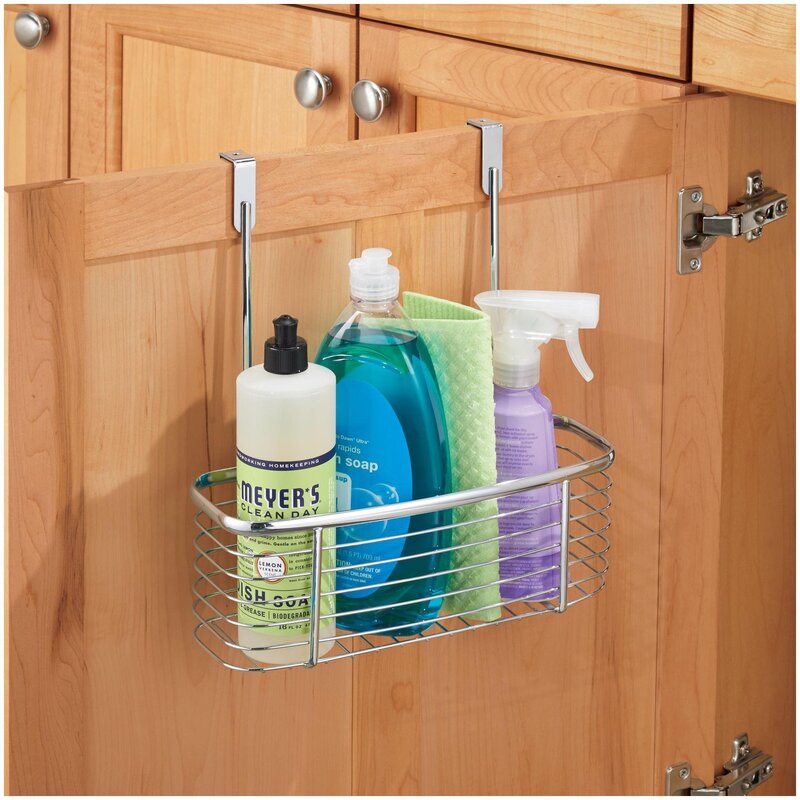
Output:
[
  {"xmin": 466, "ymin": 119, "xmax": 503, "ymax": 291},
  {"xmin": 220, "ymin": 151, "xmax": 256, "ymax": 370}
]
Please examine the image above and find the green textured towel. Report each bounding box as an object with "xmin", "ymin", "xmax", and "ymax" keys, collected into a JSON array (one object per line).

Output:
[{"xmin": 404, "ymin": 292, "xmax": 501, "ymax": 621}]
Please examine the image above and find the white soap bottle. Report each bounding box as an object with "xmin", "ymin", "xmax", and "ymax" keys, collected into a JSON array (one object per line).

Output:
[{"xmin": 236, "ymin": 315, "xmax": 336, "ymax": 665}]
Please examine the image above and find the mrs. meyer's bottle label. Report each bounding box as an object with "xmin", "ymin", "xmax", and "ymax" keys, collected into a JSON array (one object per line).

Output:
[{"xmin": 236, "ymin": 446, "xmax": 335, "ymax": 635}]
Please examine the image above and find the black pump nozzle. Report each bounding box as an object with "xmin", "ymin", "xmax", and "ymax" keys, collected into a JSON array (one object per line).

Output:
[{"xmin": 264, "ymin": 315, "xmax": 308, "ymax": 374}]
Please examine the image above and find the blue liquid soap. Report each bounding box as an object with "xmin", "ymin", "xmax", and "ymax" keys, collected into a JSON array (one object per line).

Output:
[{"xmin": 316, "ymin": 249, "xmax": 450, "ymax": 636}]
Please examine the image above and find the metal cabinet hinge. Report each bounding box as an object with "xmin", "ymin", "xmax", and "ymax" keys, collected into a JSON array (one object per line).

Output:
[
  {"xmin": 677, "ymin": 170, "xmax": 789, "ymax": 274},
  {"xmin": 666, "ymin": 733, "xmax": 775, "ymax": 795}
]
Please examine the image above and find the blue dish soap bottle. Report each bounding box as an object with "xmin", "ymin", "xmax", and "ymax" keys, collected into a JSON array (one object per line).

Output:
[{"xmin": 316, "ymin": 248, "xmax": 451, "ymax": 635}]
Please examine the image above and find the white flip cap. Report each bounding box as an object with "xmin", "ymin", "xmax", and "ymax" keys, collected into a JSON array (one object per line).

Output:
[{"xmin": 349, "ymin": 247, "xmax": 400, "ymax": 302}]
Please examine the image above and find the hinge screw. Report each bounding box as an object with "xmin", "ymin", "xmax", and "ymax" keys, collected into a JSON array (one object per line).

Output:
[
  {"xmin": 689, "ymin": 258, "xmax": 701, "ymax": 271},
  {"xmin": 679, "ymin": 768, "xmax": 690, "ymax": 780},
  {"xmin": 691, "ymin": 190, "xmax": 702, "ymax": 203},
  {"xmin": 742, "ymin": 781, "xmax": 751, "ymax": 791},
  {"xmin": 752, "ymin": 177, "xmax": 763, "ymax": 193},
  {"xmin": 764, "ymin": 763, "xmax": 774, "ymax": 775},
  {"xmin": 777, "ymin": 199, "xmax": 788, "ymax": 215},
  {"xmin": 752, "ymin": 227, "xmax": 763, "ymax": 239}
]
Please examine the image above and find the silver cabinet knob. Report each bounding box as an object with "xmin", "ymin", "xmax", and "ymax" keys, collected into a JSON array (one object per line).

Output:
[
  {"xmin": 293, "ymin": 68, "xmax": 333, "ymax": 110},
  {"xmin": 351, "ymin": 80, "xmax": 391, "ymax": 123},
  {"xmin": 14, "ymin": 10, "xmax": 50, "ymax": 49}
]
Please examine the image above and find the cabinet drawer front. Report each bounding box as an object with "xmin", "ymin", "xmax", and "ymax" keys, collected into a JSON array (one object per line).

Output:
[
  {"xmin": 361, "ymin": 4, "xmax": 689, "ymax": 79},
  {"xmin": 693, "ymin": 4, "xmax": 796, "ymax": 103},
  {"xmin": 357, "ymin": 21, "xmax": 687, "ymax": 139}
]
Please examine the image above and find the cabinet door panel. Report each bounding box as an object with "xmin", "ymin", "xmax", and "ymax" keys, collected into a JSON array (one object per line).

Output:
[
  {"xmin": 353, "ymin": 179, "xmax": 666, "ymax": 794},
  {"xmin": 362, "ymin": 4, "xmax": 689, "ymax": 79},
  {"xmin": 10, "ymin": 95, "xmax": 766, "ymax": 795},
  {"xmin": 4, "ymin": 4, "xmax": 69, "ymax": 184},
  {"xmin": 71, "ymin": 4, "xmax": 356, "ymax": 175},
  {"xmin": 358, "ymin": 22, "xmax": 687, "ymax": 138},
  {"xmin": 693, "ymin": 4, "xmax": 795, "ymax": 103},
  {"xmin": 120, "ymin": 37, "xmax": 308, "ymax": 170},
  {"xmin": 81, "ymin": 231, "xmax": 353, "ymax": 794}
]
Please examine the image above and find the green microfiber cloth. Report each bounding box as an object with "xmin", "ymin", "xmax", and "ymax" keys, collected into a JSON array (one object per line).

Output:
[{"xmin": 403, "ymin": 292, "xmax": 501, "ymax": 621}]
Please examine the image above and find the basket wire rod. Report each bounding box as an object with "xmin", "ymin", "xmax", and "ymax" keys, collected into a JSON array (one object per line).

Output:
[
  {"xmin": 194, "ymin": 544, "xmax": 608, "ymax": 642},
  {"xmin": 195, "ymin": 493, "xmax": 574, "ymax": 563},
  {"xmin": 190, "ymin": 418, "xmax": 613, "ymax": 535},
  {"xmin": 192, "ymin": 557, "xmax": 607, "ymax": 655},
  {"xmin": 196, "ymin": 554, "xmax": 565, "ymax": 628},
  {"xmin": 558, "ymin": 479, "xmax": 571, "ymax": 613},
  {"xmin": 195, "ymin": 525, "xmax": 572, "ymax": 609},
  {"xmin": 195, "ymin": 514, "xmax": 566, "ymax": 589},
  {"xmin": 195, "ymin": 493, "xmax": 566, "ymax": 562},
  {"xmin": 194, "ymin": 499, "xmax": 569, "ymax": 572},
  {"xmin": 306, "ymin": 526, "xmax": 324, "ymax": 667}
]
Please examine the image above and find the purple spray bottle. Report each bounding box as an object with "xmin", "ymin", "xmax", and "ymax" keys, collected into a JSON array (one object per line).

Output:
[{"xmin": 475, "ymin": 291, "xmax": 599, "ymax": 602}]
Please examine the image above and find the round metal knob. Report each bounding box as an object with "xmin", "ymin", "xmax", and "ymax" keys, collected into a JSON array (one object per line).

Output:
[
  {"xmin": 350, "ymin": 80, "xmax": 391, "ymax": 123},
  {"xmin": 14, "ymin": 10, "xmax": 50, "ymax": 49},
  {"xmin": 293, "ymin": 68, "xmax": 333, "ymax": 110}
]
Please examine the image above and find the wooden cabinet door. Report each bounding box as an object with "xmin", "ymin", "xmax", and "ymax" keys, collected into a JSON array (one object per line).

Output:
[
  {"xmin": 357, "ymin": 21, "xmax": 688, "ymax": 139},
  {"xmin": 70, "ymin": 4, "xmax": 356, "ymax": 175},
  {"xmin": 7, "ymin": 93, "xmax": 793, "ymax": 795},
  {"xmin": 362, "ymin": 4, "xmax": 689, "ymax": 79},
  {"xmin": 693, "ymin": 4, "xmax": 796, "ymax": 103},
  {"xmin": 3, "ymin": 3, "xmax": 69, "ymax": 183}
]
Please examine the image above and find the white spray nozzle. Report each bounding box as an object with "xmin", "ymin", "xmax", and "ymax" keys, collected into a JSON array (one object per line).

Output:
[
  {"xmin": 348, "ymin": 247, "xmax": 400, "ymax": 302},
  {"xmin": 475, "ymin": 290, "xmax": 599, "ymax": 388}
]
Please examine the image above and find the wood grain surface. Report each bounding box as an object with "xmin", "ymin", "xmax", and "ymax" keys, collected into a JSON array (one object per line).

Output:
[
  {"xmin": 361, "ymin": 4, "xmax": 689, "ymax": 79},
  {"xmin": 81, "ymin": 233, "xmax": 354, "ymax": 794},
  {"xmin": 82, "ymin": 100, "xmax": 676, "ymax": 260},
  {"xmin": 655, "ymin": 93, "xmax": 730, "ymax": 790},
  {"xmin": 693, "ymin": 4, "xmax": 795, "ymax": 103},
  {"xmin": 6, "ymin": 91, "xmax": 793, "ymax": 794},
  {"xmin": 715, "ymin": 95, "xmax": 795, "ymax": 795},
  {"xmin": 353, "ymin": 173, "xmax": 669, "ymax": 793},
  {"xmin": 70, "ymin": 4, "xmax": 356, "ymax": 175},
  {"xmin": 6, "ymin": 182, "xmax": 86, "ymax": 794},
  {"xmin": 120, "ymin": 37, "xmax": 308, "ymax": 170},
  {"xmin": 3, "ymin": 4, "xmax": 69, "ymax": 184},
  {"xmin": 358, "ymin": 21, "xmax": 687, "ymax": 138}
]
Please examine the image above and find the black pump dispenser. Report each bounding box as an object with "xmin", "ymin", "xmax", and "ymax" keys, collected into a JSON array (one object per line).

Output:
[{"xmin": 264, "ymin": 315, "xmax": 308, "ymax": 374}]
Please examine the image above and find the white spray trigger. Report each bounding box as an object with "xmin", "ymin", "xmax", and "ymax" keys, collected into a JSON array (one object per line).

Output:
[{"xmin": 564, "ymin": 324, "xmax": 593, "ymax": 381}]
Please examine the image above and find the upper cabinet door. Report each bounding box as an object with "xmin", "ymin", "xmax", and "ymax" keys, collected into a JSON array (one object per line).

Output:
[
  {"xmin": 70, "ymin": 4, "xmax": 357, "ymax": 175},
  {"xmin": 4, "ymin": 4, "xmax": 69, "ymax": 184},
  {"xmin": 693, "ymin": 4, "xmax": 796, "ymax": 103},
  {"xmin": 357, "ymin": 21, "xmax": 688, "ymax": 138},
  {"xmin": 361, "ymin": 4, "xmax": 689, "ymax": 79}
]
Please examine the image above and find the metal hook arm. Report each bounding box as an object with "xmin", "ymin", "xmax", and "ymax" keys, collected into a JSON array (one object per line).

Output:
[
  {"xmin": 220, "ymin": 151, "xmax": 256, "ymax": 370},
  {"xmin": 466, "ymin": 120, "xmax": 503, "ymax": 291}
]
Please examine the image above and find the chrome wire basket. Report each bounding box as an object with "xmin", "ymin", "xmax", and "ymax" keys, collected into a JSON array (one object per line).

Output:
[{"xmin": 191, "ymin": 415, "xmax": 613, "ymax": 672}]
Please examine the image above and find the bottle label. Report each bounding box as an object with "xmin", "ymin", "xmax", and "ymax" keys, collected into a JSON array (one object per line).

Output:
[
  {"xmin": 495, "ymin": 419, "xmax": 560, "ymax": 600},
  {"xmin": 236, "ymin": 446, "xmax": 336, "ymax": 636},
  {"xmin": 335, "ymin": 378, "xmax": 412, "ymax": 598}
]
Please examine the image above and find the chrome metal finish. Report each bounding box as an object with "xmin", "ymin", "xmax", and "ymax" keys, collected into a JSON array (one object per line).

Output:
[
  {"xmin": 666, "ymin": 733, "xmax": 774, "ymax": 796},
  {"xmin": 351, "ymin": 79, "xmax": 391, "ymax": 122},
  {"xmin": 219, "ymin": 151, "xmax": 256, "ymax": 369},
  {"xmin": 294, "ymin": 68, "xmax": 333, "ymax": 110},
  {"xmin": 677, "ymin": 185, "xmax": 717, "ymax": 274},
  {"xmin": 190, "ymin": 418, "xmax": 614, "ymax": 672},
  {"xmin": 14, "ymin": 10, "xmax": 50, "ymax": 49},
  {"xmin": 219, "ymin": 151, "xmax": 256, "ymax": 232},
  {"xmin": 678, "ymin": 171, "xmax": 789, "ymax": 274},
  {"xmin": 557, "ymin": 479, "xmax": 570, "ymax": 612},
  {"xmin": 307, "ymin": 527, "xmax": 324, "ymax": 666},
  {"xmin": 466, "ymin": 119, "xmax": 503, "ymax": 290}
]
